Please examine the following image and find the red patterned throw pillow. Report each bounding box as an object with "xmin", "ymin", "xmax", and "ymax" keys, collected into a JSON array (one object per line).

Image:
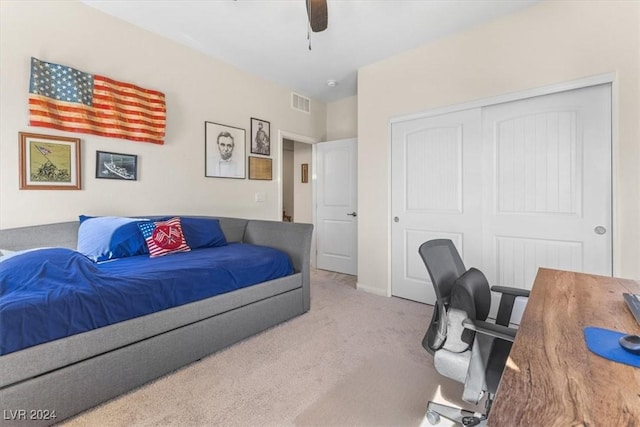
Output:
[{"xmin": 138, "ymin": 217, "xmax": 191, "ymax": 257}]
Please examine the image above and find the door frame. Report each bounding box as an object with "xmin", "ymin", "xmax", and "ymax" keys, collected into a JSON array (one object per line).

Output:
[
  {"xmin": 388, "ymin": 72, "xmax": 618, "ymax": 295},
  {"xmin": 277, "ymin": 130, "xmax": 319, "ymax": 266}
]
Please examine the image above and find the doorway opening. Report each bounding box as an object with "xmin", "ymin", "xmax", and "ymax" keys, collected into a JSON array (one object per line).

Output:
[
  {"xmin": 278, "ymin": 130, "xmax": 318, "ymax": 266},
  {"xmin": 281, "ymin": 138, "xmax": 313, "ymax": 224}
]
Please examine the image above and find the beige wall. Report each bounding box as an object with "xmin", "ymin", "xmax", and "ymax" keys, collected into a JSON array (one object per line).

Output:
[
  {"xmin": 0, "ymin": 1, "xmax": 327, "ymax": 229},
  {"xmin": 358, "ymin": 0, "xmax": 640, "ymax": 295},
  {"xmin": 326, "ymin": 95, "xmax": 358, "ymax": 140}
]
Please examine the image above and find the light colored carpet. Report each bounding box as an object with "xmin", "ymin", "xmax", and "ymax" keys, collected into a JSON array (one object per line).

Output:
[{"xmin": 62, "ymin": 269, "xmax": 476, "ymax": 427}]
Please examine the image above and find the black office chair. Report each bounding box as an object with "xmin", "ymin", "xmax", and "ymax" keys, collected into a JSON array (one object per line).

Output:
[{"xmin": 419, "ymin": 239, "xmax": 529, "ymax": 426}]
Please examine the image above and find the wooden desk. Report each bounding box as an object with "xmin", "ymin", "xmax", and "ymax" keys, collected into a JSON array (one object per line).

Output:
[{"xmin": 489, "ymin": 268, "xmax": 640, "ymax": 426}]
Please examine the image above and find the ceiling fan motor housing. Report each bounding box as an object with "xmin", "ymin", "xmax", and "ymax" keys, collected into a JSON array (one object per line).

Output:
[{"xmin": 307, "ymin": 0, "xmax": 328, "ymax": 32}]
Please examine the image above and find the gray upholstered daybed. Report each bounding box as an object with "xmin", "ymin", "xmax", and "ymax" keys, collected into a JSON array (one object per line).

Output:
[{"xmin": 0, "ymin": 216, "xmax": 312, "ymax": 426}]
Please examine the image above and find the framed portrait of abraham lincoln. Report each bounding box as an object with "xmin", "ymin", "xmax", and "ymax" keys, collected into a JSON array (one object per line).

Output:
[
  {"xmin": 250, "ymin": 118, "xmax": 270, "ymax": 156},
  {"xmin": 205, "ymin": 121, "xmax": 246, "ymax": 179}
]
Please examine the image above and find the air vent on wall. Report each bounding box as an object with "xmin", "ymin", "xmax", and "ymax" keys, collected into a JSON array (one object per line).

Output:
[{"xmin": 291, "ymin": 92, "xmax": 311, "ymax": 114}]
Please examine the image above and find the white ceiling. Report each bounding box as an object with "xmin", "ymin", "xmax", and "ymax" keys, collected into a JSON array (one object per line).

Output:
[{"xmin": 83, "ymin": 0, "xmax": 540, "ymax": 103}]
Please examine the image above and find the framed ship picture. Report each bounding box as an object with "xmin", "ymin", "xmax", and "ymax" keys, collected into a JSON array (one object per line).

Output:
[{"xmin": 95, "ymin": 151, "xmax": 138, "ymax": 180}]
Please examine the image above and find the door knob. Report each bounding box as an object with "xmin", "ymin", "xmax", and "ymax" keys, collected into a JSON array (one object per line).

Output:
[
  {"xmin": 594, "ymin": 226, "xmax": 607, "ymax": 235},
  {"xmin": 347, "ymin": 212, "xmax": 357, "ymax": 217},
  {"xmin": 394, "ymin": 216, "xmax": 399, "ymax": 223}
]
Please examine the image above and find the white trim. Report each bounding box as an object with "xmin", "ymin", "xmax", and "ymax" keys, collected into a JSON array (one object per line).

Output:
[
  {"xmin": 610, "ymin": 74, "xmax": 619, "ymax": 277},
  {"xmin": 388, "ymin": 73, "xmax": 618, "ymax": 296},
  {"xmin": 390, "ymin": 72, "xmax": 617, "ymax": 124},
  {"xmin": 312, "ymin": 142, "xmax": 317, "ymax": 268},
  {"xmin": 387, "ymin": 115, "xmax": 394, "ymax": 299}
]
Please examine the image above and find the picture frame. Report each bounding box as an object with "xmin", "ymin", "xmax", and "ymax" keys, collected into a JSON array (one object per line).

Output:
[
  {"xmin": 95, "ymin": 151, "xmax": 138, "ymax": 180},
  {"xmin": 19, "ymin": 132, "xmax": 81, "ymax": 190},
  {"xmin": 250, "ymin": 117, "xmax": 270, "ymax": 156},
  {"xmin": 301, "ymin": 163, "xmax": 309, "ymax": 183},
  {"xmin": 248, "ymin": 156, "xmax": 273, "ymax": 180},
  {"xmin": 205, "ymin": 121, "xmax": 246, "ymax": 179}
]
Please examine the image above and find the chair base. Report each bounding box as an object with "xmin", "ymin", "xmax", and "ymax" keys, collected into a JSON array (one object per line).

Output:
[{"xmin": 425, "ymin": 401, "xmax": 487, "ymax": 426}]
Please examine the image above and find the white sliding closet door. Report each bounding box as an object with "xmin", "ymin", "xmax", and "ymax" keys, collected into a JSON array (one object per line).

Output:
[
  {"xmin": 391, "ymin": 109, "xmax": 482, "ymax": 303},
  {"xmin": 391, "ymin": 84, "xmax": 612, "ymax": 310},
  {"xmin": 481, "ymin": 84, "xmax": 612, "ymax": 319}
]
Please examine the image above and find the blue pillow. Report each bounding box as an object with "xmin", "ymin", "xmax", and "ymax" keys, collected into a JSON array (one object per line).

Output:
[
  {"xmin": 180, "ymin": 217, "xmax": 227, "ymax": 249},
  {"xmin": 77, "ymin": 216, "xmax": 150, "ymax": 262}
]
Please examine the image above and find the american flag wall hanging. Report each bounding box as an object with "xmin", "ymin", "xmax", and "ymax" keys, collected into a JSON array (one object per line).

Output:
[{"xmin": 28, "ymin": 57, "xmax": 166, "ymax": 145}]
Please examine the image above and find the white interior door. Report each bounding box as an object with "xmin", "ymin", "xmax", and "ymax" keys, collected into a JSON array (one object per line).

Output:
[
  {"xmin": 482, "ymin": 84, "xmax": 612, "ymax": 319},
  {"xmin": 391, "ymin": 84, "xmax": 612, "ymax": 309},
  {"xmin": 391, "ymin": 109, "xmax": 482, "ymax": 303},
  {"xmin": 316, "ymin": 138, "xmax": 358, "ymax": 275}
]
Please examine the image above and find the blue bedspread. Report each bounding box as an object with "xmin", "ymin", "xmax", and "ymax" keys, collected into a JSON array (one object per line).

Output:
[{"xmin": 0, "ymin": 244, "xmax": 293, "ymax": 355}]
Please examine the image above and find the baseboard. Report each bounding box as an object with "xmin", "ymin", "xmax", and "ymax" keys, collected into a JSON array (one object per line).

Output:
[{"xmin": 356, "ymin": 282, "xmax": 389, "ymax": 297}]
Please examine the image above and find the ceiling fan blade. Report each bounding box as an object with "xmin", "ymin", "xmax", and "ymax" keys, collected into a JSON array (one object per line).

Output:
[{"xmin": 306, "ymin": 0, "xmax": 328, "ymax": 32}]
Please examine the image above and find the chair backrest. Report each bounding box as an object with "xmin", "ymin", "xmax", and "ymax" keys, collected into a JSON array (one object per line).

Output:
[
  {"xmin": 419, "ymin": 239, "xmax": 467, "ymax": 354},
  {"xmin": 419, "ymin": 239, "xmax": 467, "ymax": 303}
]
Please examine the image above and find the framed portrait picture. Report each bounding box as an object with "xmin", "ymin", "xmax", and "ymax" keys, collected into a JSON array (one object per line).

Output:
[
  {"xmin": 19, "ymin": 132, "xmax": 81, "ymax": 190},
  {"xmin": 205, "ymin": 121, "xmax": 246, "ymax": 179},
  {"xmin": 248, "ymin": 156, "xmax": 273, "ymax": 180},
  {"xmin": 96, "ymin": 151, "xmax": 138, "ymax": 180},
  {"xmin": 250, "ymin": 117, "xmax": 270, "ymax": 156}
]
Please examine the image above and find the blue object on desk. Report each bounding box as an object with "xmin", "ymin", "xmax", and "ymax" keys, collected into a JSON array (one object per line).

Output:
[{"xmin": 584, "ymin": 326, "xmax": 640, "ymax": 368}]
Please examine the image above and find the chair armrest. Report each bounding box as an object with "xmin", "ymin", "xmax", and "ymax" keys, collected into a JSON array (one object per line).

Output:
[
  {"xmin": 462, "ymin": 318, "xmax": 516, "ymax": 343},
  {"xmin": 491, "ymin": 286, "xmax": 530, "ymax": 326},
  {"xmin": 491, "ymin": 286, "xmax": 530, "ymax": 298}
]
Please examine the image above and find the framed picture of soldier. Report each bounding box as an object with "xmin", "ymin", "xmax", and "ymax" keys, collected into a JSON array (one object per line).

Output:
[
  {"xmin": 18, "ymin": 132, "xmax": 81, "ymax": 190},
  {"xmin": 250, "ymin": 117, "xmax": 270, "ymax": 156}
]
